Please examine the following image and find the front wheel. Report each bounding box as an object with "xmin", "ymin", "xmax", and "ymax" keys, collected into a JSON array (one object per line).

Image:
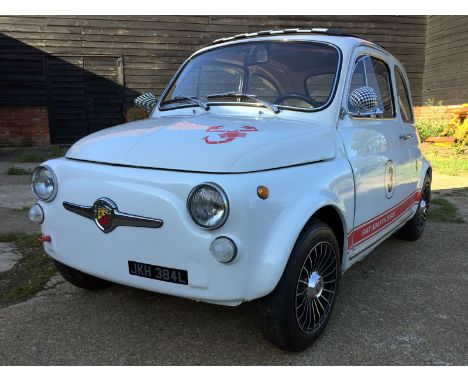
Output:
[{"xmin": 257, "ymin": 220, "xmax": 340, "ymax": 352}]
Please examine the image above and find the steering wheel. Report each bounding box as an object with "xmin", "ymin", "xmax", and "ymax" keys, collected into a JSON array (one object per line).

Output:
[{"xmin": 274, "ymin": 93, "xmax": 319, "ymax": 108}]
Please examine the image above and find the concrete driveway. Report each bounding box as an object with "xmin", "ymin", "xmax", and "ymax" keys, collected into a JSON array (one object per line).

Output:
[
  {"xmin": 1, "ymin": 221, "xmax": 467, "ymax": 365},
  {"xmin": 0, "ymin": 150, "xmax": 467, "ymax": 365}
]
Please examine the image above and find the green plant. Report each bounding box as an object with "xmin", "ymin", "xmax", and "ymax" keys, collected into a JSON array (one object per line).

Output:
[
  {"xmin": 15, "ymin": 149, "xmax": 46, "ymax": 163},
  {"xmin": 49, "ymin": 145, "xmax": 68, "ymax": 158},
  {"xmin": 7, "ymin": 166, "xmax": 31, "ymax": 175},
  {"xmin": 0, "ymin": 233, "xmax": 57, "ymax": 307},
  {"xmin": 415, "ymin": 99, "xmax": 452, "ymax": 141},
  {"xmin": 452, "ymin": 118, "xmax": 468, "ymax": 155},
  {"xmin": 423, "ymin": 149, "xmax": 468, "ymax": 177}
]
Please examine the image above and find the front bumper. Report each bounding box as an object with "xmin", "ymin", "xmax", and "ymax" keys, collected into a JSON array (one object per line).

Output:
[{"xmin": 39, "ymin": 158, "xmax": 258, "ymax": 306}]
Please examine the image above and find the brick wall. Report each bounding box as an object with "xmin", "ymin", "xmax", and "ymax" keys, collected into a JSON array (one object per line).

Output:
[{"xmin": 0, "ymin": 107, "xmax": 50, "ymax": 146}]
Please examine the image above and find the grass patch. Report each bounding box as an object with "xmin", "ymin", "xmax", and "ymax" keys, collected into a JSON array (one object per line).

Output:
[
  {"xmin": 15, "ymin": 149, "xmax": 46, "ymax": 163},
  {"xmin": 423, "ymin": 148, "xmax": 468, "ymax": 177},
  {"xmin": 49, "ymin": 145, "xmax": 68, "ymax": 158},
  {"xmin": 0, "ymin": 233, "xmax": 57, "ymax": 307},
  {"xmin": 6, "ymin": 166, "xmax": 32, "ymax": 176},
  {"xmin": 14, "ymin": 146, "xmax": 69, "ymax": 164},
  {"xmin": 429, "ymin": 197, "xmax": 465, "ymax": 223}
]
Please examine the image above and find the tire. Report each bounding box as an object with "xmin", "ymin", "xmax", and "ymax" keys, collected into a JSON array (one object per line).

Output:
[
  {"xmin": 257, "ymin": 220, "xmax": 340, "ymax": 352},
  {"xmin": 397, "ymin": 173, "xmax": 431, "ymax": 241},
  {"xmin": 53, "ymin": 260, "xmax": 112, "ymax": 290}
]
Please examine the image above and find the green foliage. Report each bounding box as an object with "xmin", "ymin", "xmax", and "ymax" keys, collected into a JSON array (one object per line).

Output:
[
  {"xmin": 429, "ymin": 198, "xmax": 465, "ymax": 223},
  {"xmin": 452, "ymin": 118, "xmax": 468, "ymax": 155},
  {"xmin": 14, "ymin": 146, "xmax": 68, "ymax": 163},
  {"xmin": 415, "ymin": 99, "xmax": 452, "ymax": 141},
  {"xmin": 424, "ymin": 149, "xmax": 468, "ymax": 177},
  {"xmin": 49, "ymin": 145, "xmax": 68, "ymax": 158},
  {"xmin": 7, "ymin": 166, "xmax": 31, "ymax": 175},
  {"xmin": 15, "ymin": 149, "xmax": 46, "ymax": 163},
  {"xmin": 0, "ymin": 233, "xmax": 57, "ymax": 307}
]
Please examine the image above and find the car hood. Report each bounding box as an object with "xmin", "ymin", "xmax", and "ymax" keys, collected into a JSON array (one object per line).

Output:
[{"xmin": 66, "ymin": 114, "xmax": 336, "ymax": 173}]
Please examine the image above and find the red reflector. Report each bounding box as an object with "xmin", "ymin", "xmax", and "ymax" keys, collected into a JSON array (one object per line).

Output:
[{"xmin": 38, "ymin": 235, "xmax": 51, "ymax": 243}]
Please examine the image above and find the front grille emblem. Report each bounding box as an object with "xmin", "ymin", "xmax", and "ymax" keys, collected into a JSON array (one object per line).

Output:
[{"xmin": 63, "ymin": 197, "xmax": 163, "ymax": 233}]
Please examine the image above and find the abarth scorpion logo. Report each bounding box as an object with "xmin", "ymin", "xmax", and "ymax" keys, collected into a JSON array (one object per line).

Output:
[
  {"xmin": 94, "ymin": 198, "xmax": 116, "ymax": 232},
  {"xmin": 203, "ymin": 125, "xmax": 258, "ymax": 144},
  {"xmin": 63, "ymin": 197, "xmax": 163, "ymax": 233}
]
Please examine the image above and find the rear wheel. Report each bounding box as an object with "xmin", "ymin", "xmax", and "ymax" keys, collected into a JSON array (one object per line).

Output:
[
  {"xmin": 54, "ymin": 260, "xmax": 112, "ymax": 290},
  {"xmin": 257, "ymin": 220, "xmax": 340, "ymax": 352},
  {"xmin": 397, "ymin": 173, "xmax": 431, "ymax": 241}
]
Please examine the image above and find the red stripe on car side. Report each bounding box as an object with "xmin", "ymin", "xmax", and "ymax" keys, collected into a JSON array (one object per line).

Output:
[{"xmin": 347, "ymin": 190, "xmax": 421, "ymax": 250}]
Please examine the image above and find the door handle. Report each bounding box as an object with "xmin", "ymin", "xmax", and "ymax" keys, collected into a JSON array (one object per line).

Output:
[{"xmin": 399, "ymin": 134, "xmax": 412, "ymax": 141}]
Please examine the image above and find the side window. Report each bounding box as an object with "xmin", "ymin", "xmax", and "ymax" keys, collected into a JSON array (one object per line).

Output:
[
  {"xmin": 395, "ymin": 67, "xmax": 414, "ymax": 123},
  {"xmin": 247, "ymin": 74, "xmax": 279, "ymax": 103},
  {"xmin": 348, "ymin": 55, "xmax": 395, "ymax": 118}
]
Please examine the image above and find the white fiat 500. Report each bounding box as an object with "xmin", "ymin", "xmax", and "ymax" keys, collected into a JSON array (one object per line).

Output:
[{"xmin": 29, "ymin": 29, "xmax": 431, "ymax": 351}]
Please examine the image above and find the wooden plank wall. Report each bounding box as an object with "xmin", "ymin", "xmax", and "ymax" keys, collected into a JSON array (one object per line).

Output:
[
  {"xmin": 0, "ymin": 15, "xmax": 428, "ymax": 106},
  {"xmin": 423, "ymin": 16, "xmax": 468, "ymax": 105}
]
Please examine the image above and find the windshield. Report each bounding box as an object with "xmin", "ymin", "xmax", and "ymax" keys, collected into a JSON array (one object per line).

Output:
[{"xmin": 160, "ymin": 41, "xmax": 341, "ymax": 112}]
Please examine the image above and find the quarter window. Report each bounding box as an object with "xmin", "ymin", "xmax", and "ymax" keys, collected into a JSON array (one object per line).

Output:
[
  {"xmin": 395, "ymin": 67, "xmax": 414, "ymax": 123},
  {"xmin": 348, "ymin": 55, "xmax": 395, "ymax": 118}
]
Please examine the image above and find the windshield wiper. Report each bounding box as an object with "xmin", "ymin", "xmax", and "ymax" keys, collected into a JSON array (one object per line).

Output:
[
  {"xmin": 161, "ymin": 95, "xmax": 210, "ymax": 111},
  {"xmin": 205, "ymin": 92, "xmax": 280, "ymax": 114}
]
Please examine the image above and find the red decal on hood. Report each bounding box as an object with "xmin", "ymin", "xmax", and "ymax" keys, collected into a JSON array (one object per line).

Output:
[{"xmin": 203, "ymin": 125, "xmax": 258, "ymax": 144}]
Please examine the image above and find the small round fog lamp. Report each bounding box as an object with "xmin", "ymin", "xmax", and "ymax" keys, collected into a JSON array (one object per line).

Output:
[
  {"xmin": 210, "ymin": 236, "xmax": 237, "ymax": 263},
  {"xmin": 28, "ymin": 203, "xmax": 44, "ymax": 224}
]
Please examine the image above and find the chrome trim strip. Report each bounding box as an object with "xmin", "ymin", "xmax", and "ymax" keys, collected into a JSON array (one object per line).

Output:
[
  {"xmin": 63, "ymin": 199, "xmax": 163, "ymax": 233},
  {"xmin": 63, "ymin": 201, "xmax": 94, "ymax": 219}
]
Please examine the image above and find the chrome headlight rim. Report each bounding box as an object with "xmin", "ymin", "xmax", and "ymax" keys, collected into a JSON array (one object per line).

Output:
[
  {"xmin": 187, "ymin": 182, "xmax": 229, "ymax": 230},
  {"xmin": 30, "ymin": 165, "xmax": 58, "ymax": 202}
]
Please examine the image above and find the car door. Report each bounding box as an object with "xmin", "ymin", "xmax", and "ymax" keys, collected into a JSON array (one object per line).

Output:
[
  {"xmin": 393, "ymin": 65, "xmax": 421, "ymax": 192},
  {"xmin": 337, "ymin": 49, "xmax": 417, "ymax": 257}
]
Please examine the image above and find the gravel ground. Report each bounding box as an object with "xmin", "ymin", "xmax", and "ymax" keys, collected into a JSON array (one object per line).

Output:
[
  {"xmin": 0, "ymin": 151, "xmax": 467, "ymax": 365},
  {"xmin": 0, "ymin": 221, "xmax": 467, "ymax": 365}
]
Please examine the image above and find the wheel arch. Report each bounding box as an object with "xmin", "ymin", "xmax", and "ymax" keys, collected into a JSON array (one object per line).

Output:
[
  {"xmin": 245, "ymin": 198, "xmax": 350, "ymax": 302},
  {"xmin": 420, "ymin": 156, "xmax": 432, "ymax": 188},
  {"xmin": 299, "ymin": 205, "xmax": 346, "ymax": 264},
  {"xmin": 426, "ymin": 165, "xmax": 432, "ymax": 181}
]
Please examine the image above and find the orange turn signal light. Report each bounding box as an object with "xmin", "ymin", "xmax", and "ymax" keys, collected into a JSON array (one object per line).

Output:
[{"xmin": 257, "ymin": 185, "xmax": 269, "ymax": 200}]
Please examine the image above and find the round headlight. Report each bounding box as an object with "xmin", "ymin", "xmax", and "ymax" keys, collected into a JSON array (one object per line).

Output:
[
  {"xmin": 187, "ymin": 183, "xmax": 229, "ymax": 229},
  {"xmin": 31, "ymin": 165, "xmax": 58, "ymax": 202}
]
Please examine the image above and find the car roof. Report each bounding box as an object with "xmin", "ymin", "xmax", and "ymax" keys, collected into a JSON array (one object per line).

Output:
[
  {"xmin": 209, "ymin": 28, "xmax": 361, "ymax": 45},
  {"xmin": 200, "ymin": 28, "xmax": 400, "ymax": 67}
]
